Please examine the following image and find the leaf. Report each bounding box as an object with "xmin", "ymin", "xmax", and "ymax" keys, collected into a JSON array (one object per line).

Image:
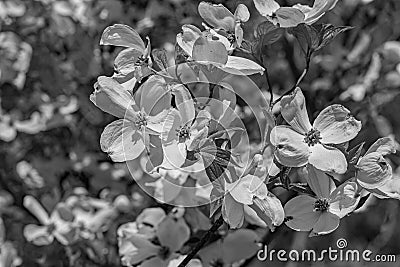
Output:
[
  {"xmin": 100, "ymin": 24, "xmax": 145, "ymax": 53},
  {"xmin": 157, "ymin": 217, "xmax": 190, "ymax": 251},
  {"xmin": 209, "ymin": 195, "xmax": 223, "ymax": 218},
  {"xmin": 288, "ymin": 23, "xmax": 318, "ymax": 56},
  {"xmin": 222, "ymin": 229, "xmax": 260, "ymax": 263},
  {"xmin": 353, "ymin": 194, "xmax": 370, "ymax": 212},
  {"xmin": 256, "ymin": 21, "xmax": 284, "ymax": 47},
  {"xmin": 347, "ymin": 142, "xmax": 365, "ymax": 165},
  {"xmin": 151, "ymin": 48, "xmax": 169, "ymax": 70},
  {"xmin": 315, "ymin": 24, "xmax": 353, "ymax": 51}
]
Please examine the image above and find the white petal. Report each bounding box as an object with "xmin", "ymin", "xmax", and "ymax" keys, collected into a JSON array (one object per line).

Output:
[
  {"xmin": 309, "ymin": 144, "xmax": 347, "ymax": 174},
  {"xmin": 314, "ymin": 104, "xmax": 362, "ymax": 144}
]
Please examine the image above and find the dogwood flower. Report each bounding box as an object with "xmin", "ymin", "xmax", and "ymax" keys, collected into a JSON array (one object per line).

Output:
[
  {"xmin": 284, "ymin": 165, "xmax": 361, "ymax": 236},
  {"xmin": 118, "ymin": 208, "xmax": 190, "ymax": 267},
  {"xmin": 222, "ymin": 154, "xmax": 284, "ymax": 229},
  {"xmin": 198, "ymin": 2, "xmax": 250, "ymax": 49},
  {"xmin": 253, "ymin": 0, "xmax": 338, "ymax": 27},
  {"xmin": 176, "ymin": 25, "xmax": 264, "ymax": 75},
  {"xmin": 160, "ymin": 86, "xmax": 211, "ymax": 169},
  {"xmin": 270, "ymin": 88, "xmax": 362, "ymax": 174},
  {"xmin": 23, "ymin": 196, "xmax": 77, "ymax": 246},
  {"xmin": 355, "ymin": 137, "xmax": 397, "ymax": 189},
  {"xmin": 90, "ymin": 75, "xmax": 171, "ymax": 162},
  {"xmin": 100, "ymin": 24, "xmax": 152, "ymax": 82},
  {"xmin": 368, "ymin": 167, "xmax": 400, "ymax": 200}
]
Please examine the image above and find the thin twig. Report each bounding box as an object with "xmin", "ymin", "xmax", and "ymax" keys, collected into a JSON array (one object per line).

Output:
[
  {"xmin": 271, "ymin": 52, "xmax": 311, "ymax": 106},
  {"xmin": 178, "ymin": 215, "xmax": 224, "ymax": 267},
  {"xmin": 260, "ymin": 55, "xmax": 274, "ymax": 107}
]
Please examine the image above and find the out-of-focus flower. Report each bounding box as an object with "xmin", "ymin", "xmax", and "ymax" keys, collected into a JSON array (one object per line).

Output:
[
  {"xmin": 340, "ymin": 52, "xmax": 381, "ymax": 101},
  {"xmin": 253, "ymin": 0, "xmax": 337, "ymax": 27},
  {"xmin": 118, "ymin": 208, "xmax": 190, "ymax": 267},
  {"xmin": 16, "ymin": 161, "xmax": 45, "ymax": 189},
  {"xmin": 355, "ymin": 137, "xmax": 397, "ymax": 189},
  {"xmin": 23, "ymin": 196, "xmax": 77, "ymax": 246},
  {"xmin": 270, "ymin": 88, "xmax": 362, "ymax": 174},
  {"xmin": 0, "ymin": 32, "xmax": 32, "ymax": 89},
  {"xmin": 0, "ymin": 0, "xmax": 26, "ymax": 22},
  {"xmin": 222, "ymin": 154, "xmax": 284, "ymax": 229},
  {"xmin": 13, "ymin": 112, "xmax": 47, "ymax": 134},
  {"xmin": 198, "ymin": 2, "xmax": 250, "ymax": 50},
  {"xmin": 64, "ymin": 193, "xmax": 128, "ymax": 238},
  {"xmin": 0, "ymin": 218, "xmax": 22, "ymax": 267},
  {"xmin": 100, "ymin": 24, "xmax": 152, "ymax": 82},
  {"xmin": 0, "ymin": 114, "xmax": 17, "ymax": 142},
  {"xmin": 284, "ymin": 165, "xmax": 361, "ymax": 236},
  {"xmin": 90, "ymin": 75, "xmax": 171, "ymax": 162}
]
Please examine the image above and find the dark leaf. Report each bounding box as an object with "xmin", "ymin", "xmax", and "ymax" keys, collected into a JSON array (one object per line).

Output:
[
  {"xmin": 256, "ymin": 21, "xmax": 284, "ymax": 47},
  {"xmin": 210, "ymin": 188, "xmax": 223, "ymax": 218},
  {"xmin": 151, "ymin": 48, "xmax": 169, "ymax": 70},
  {"xmin": 288, "ymin": 23, "xmax": 318, "ymax": 56},
  {"xmin": 315, "ymin": 24, "xmax": 353, "ymax": 51},
  {"xmin": 353, "ymin": 193, "xmax": 370, "ymax": 212},
  {"xmin": 347, "ymin": 142, "xmax": 365, "ymax": 165}
]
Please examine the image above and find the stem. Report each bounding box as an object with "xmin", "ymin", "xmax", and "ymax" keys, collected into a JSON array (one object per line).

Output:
[
  {"xmin": 260, "ymin": 55, "xmax": 274, "ymax": 107},
  {"xmin": 178, "ymin": 216, "xmax": 224, "ymax": 267},
  {"xmin": 271, "ymin": 52, "xmax": 311, "ymax": 107}
]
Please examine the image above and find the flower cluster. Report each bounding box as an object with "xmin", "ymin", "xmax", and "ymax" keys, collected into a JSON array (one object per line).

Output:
[
  {"xmin": 85, "ymin": 1, "xmax": 400, "ymax": 265},
  {"xmin": 9, "ymin": 0, "xmax": 399, "ymax": 266}
]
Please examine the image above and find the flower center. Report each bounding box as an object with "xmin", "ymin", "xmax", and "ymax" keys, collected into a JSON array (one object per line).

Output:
[
  {"xmin": 227, "ymin": 32, "xmax": 236, "ymax": 44},
  {"xmin": 135, "ymin": 55, "xmax": 149, "ymax": 66},
  {"xmin": 47, "ymin": 223, "xmax": 56, "ymax": 234},
  {"xmin": 304, "ymin": 128, "xmax": 321, "ymax": 146},
  {"xmin": 158, "ymin": 246, "xmax": 171, "ymax": 260},
  {"xmin": 314, "ymin": 198, "xmax": 330, "ymax": 212},
  {"xmin": 134, "ymin": 112, "xmax": 147, "ymax": 129},
  {"xmin": 176, "ymin": 124, "xmax": 191, "ymax": 142}
]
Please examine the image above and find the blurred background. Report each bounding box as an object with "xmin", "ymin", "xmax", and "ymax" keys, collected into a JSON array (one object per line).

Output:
[{"xmin": 1, "ymin": 0, "xmax": 400, "ymax": 266}]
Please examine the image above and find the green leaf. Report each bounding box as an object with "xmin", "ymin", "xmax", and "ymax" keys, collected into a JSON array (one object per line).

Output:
[
  {"xmin": 288, "ymin": 23, "xmax": 318, "ymax": 57},
  {"xmin": 151, "ymin": 48, "xmax": 169, "ymax": 70},
  {"xmin": 210, "ymin": 188, "xmax": 224, "ymax": 218},
  {"xmin": 347, "ymin": 142, "xmax": 365, "ymax": 165},
  {"xmin": 256, "ymin": 21, "xmax": 284, "ymax": 48},
  {"xmin": 315, "ymin": 24, "xmax": 353, "ymax": 51}
]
